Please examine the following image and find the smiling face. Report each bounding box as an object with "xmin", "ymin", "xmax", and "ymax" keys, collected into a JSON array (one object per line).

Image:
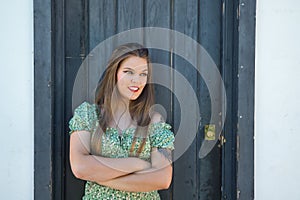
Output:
[{"xmin": 116, "ymin": 56, "xmax": 148, "ymax": 101}]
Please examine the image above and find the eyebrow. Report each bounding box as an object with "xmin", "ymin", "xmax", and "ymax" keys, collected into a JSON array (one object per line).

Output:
[{"xmin": 123, "ymin": 67, "xmax": 148, "ymax": 72}]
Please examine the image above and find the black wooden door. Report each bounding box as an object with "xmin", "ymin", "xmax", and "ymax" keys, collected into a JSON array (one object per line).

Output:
[{"xmin": 59, "ymin": 0, "xmax": 236, "ymax": 199}]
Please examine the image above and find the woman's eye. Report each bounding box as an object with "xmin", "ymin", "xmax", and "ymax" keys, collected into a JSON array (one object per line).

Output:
[
  {"xmin": 124, "ymin": 71, "xmax": 133, "ymax": 75},
  {"xmin": 140, "ymin": 73, "xmax": 148, "ymax": 77}
]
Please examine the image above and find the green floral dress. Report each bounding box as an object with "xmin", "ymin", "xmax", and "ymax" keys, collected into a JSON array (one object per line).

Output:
[{"xmin": 69, "ymin": 102, "xmax": 175, "ymax": 200}]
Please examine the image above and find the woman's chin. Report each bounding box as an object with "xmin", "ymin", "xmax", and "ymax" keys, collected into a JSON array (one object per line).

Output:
[
  {"xmin": 130, "ymin": 96, "xmax": 139, "ymax": 101},
  {"xmin": 129, "ymin": 93, "xmax": 142, "ymax": 101}
]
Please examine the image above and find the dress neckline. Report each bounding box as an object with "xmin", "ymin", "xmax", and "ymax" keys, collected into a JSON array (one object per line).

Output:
[
  {"xmin": 106, "ymin": 126, "xmax": 136, "ymax": 135},
  {"xmin": 106, "ymin": 122, "xmax": 167, "ymax": 135}
]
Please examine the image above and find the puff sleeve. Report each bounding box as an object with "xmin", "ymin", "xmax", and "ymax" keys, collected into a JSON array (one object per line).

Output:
[
  {"xmin": 149, "ymin": 122, "xmax": 175, "ymax": 150},
  {"xmin": 68, "ymin": 102, "xmax": 98, "ymax": 134}
]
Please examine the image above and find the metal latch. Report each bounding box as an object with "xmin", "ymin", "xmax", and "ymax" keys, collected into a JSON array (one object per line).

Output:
[{"xmin": 219, "ymin": 135, "xmax": 226, "ymax": 147}]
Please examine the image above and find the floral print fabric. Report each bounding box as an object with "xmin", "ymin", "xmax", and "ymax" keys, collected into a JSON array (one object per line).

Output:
[{"xmin": 69, "ymin": 102, "xmax": 175, "ymax": 200}]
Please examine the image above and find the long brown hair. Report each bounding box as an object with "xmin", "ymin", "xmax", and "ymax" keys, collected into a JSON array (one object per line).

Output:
[{"xmin": 91, "ymin": 43, "xmax": 154, "ymax": 156}]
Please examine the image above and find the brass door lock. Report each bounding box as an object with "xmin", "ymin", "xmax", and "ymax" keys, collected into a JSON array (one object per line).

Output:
[{"xmin": 204, "ymin": 124, "xmax": 216, "ymax": 140}]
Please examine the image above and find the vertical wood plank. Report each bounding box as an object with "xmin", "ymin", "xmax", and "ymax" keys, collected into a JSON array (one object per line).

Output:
[
  {"xmin": 145, "ymin": 0, "xmax": 171, "ymax": 64},
  {"xmin": 65, "ymin": 0, "xmax": 87, "ymax": 58},
  {"xmin": 88, "ymin": 0, "xmax": 117, "ymax": 103},
  {"xmin": 198, "ymin": 0, "xmax": 222, "ymax": 199},
  {"xmin": 173, "ymin": 0, "xmax": 198, "ymax": 199},
  {"xmin": 65, "ymin": 59, "xmax": 87, "ymax": 200},
  {"xmin": 116, "ymin": 0, "xmax": 143, "ymax": 43},
  {"xmin": 89, "ymin": 0, "xmax": 117, "ymax": 51},
  {"xmin": 53, "ymin": 0, "xmax": 66, "ymax": 199},
  {"xmin": 34, "ymin": 0, "xmax": 52, "ymax": 199},
  {"xmin": 144, "ymin": 1, "xmax": 172, "ymax": 199},
  {"xmin": 64, "ymin": 0, "xmax": 88, "ymax": 199},
  {"xmin": 117, "ymin": 0, "xmax": 143, "ymax": 32},
  {"xmin": 144, "ymin": 0, "xmax": 172, "ymax": 123},
  {"xmin": 236, "ymin": 1, "xmax": 256, "ymax": 199},
  {"xmin": 221, "ymin": 0, "xmax": 239, "ymax": 199},
  {"xmin": 65, "ymin": 0, "xmax": 89, "ymax": 107}
]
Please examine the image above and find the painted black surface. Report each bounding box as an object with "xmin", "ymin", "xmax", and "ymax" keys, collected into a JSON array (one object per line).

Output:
[
  {"xmin": 34, "ymin": 0, "xmax": 53, "ymax": 199},
  {"xmin": 64, "ymin": 0, "xmax": 89, "ymax": 199},
  {"xmin": 62, "ymin": 0, "xmax": 225, "ymax": 199},
  {"xmin": 221, "ymin": 0, "xmax": 239, "ymax": 199},
  {"xmin": 172, "ymin": 0, "xmax": 199, "ymax": 199},
  {"xmin": 236, "ymin": 1, "xmax": 256, "ymax": 199},
  {"xmin": 198, "ymin": 1, "xmax": 223, "ymax": 199},
  {"xmin": 52, "ymin": 0, "xmax": 66, "ymax": 199},
  {"xmin": 33, "ymin": 0, "xmax": 255, "ymax": 199}
]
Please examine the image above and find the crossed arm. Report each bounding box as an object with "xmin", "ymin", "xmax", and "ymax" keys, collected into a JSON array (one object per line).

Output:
[
  {"xmin": 97, "ymin": 147, "xmax": 172, "ymax": 192},
  {"xmin": 69, "ymin": 131, "xmax": 173, "ymax": 192}
]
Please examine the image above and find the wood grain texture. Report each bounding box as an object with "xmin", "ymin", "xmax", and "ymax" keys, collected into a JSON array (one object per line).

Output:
[
  {"xmin": 173, "ymin": 0, "xmax": 198, "ymax": 199},
  {"xmin": 34, "ymin": 0, "xmax": 53, "ymax": 199},
  {"xmin": 144, "ymin": 1, "xmax": 172, "ymax": 199},
  {"xmin": 198, "ymin": 0, "xmax": 222, "ymax": 199},
  {"xmin": 58, "ymin": 1, "xmax": 234, "ymax": 199}
]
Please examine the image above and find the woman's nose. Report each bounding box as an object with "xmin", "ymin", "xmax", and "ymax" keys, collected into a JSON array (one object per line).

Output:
[{"xmin": 131, "ymin": 75, "xmax": 140, "ymax": 84}]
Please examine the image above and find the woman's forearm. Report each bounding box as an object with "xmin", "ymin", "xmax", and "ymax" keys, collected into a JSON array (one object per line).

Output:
[
  {"xmin": 97, "ymin": 165, "xmax": 172, "ymax": 192},
  {"xmin": 97, "ymin": 148, "xmax": 173, "ymax": 192},
  {"xmin": 70, "ymin": 132, "xmax": 151, "ymax": 182},
  {"xmin": 72, "ymin": 155, "xmax": 151, "ymax": 182}
]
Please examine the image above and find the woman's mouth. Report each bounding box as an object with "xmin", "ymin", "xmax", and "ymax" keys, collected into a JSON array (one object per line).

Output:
[{"xmin": 128, "ymin": 86, "xmax": 139, "ymax": 93}]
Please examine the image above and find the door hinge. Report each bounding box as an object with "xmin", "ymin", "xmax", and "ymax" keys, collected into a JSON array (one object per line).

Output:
[
  {"xmin": 237, "ymin": 189, "xmax": 241, "ymax": 199},
  {"xmin": 218, "ymin": 135, "xmax": 226, "ymax": 148}
]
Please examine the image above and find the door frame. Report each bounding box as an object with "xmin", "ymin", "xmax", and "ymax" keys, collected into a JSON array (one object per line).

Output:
[
  {"xmin": 33, "ymin": 0, "xmax": 255, "ymax": 199},
  {"xmin": 34, "ymin": 1, "xmax": 53, "ymax": 199},
  {"xmin": 235, "ymin": 1, "xmax": 256, "ymax": 199},
  {"xmin": 220, "ymin": 1, "xmax": 256, "ymax": 199}
]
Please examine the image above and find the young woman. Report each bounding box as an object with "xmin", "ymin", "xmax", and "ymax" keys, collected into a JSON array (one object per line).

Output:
[{"xmin": 69, "ymin": 43, "xmax": 175, "ymax": 199}]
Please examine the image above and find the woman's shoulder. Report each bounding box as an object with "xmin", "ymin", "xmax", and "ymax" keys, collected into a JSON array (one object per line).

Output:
[
  {"xmin": 73, "ymin": 101, "xmax": 98, "ymax": 116},
  {"xmin": 148, "ymin": 112, "xmax": 174, "ymax": 150},
  {"xmin": 71, "ymin": 102, "xmax": 99, "ymax": 123},
  {"xmin": 69, "ymin": 101, "xmax": 99, "ymax": 134},
  {"xmin": 74, "ymin": 101, "xmax": 96, "ymax": 110}
]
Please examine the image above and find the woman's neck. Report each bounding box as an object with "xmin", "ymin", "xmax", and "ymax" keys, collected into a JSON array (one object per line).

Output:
[
  {"xmin": 112, "ymin": 98, "xmax": 129, "ymax": 113},
  {"xmin": 111, "ymin": 99, "xmax": 134, "ymax": 131}
]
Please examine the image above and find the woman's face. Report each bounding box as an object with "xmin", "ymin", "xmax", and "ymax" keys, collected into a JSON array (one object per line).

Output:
[{"xmin": 116, "ymin": 56, "xmax": 148, "ymax": 101}]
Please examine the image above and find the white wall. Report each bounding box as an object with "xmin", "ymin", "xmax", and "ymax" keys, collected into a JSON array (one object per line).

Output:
[
  {"xmin": 0, "ymin": 0, "xmax": 33, "ymax": 199},
  {"xmin": 255, "ymin": 0, "xmax": 300, "ymax": 199},
  {"xmin": 2, "ymin": 0, "xmax": 300, "ymax": 199}
]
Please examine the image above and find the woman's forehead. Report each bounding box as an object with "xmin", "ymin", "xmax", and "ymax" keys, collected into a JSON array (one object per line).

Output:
[{"xmin": 120, "ymin": 56, "xmax": 148, "ymax": 70}]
